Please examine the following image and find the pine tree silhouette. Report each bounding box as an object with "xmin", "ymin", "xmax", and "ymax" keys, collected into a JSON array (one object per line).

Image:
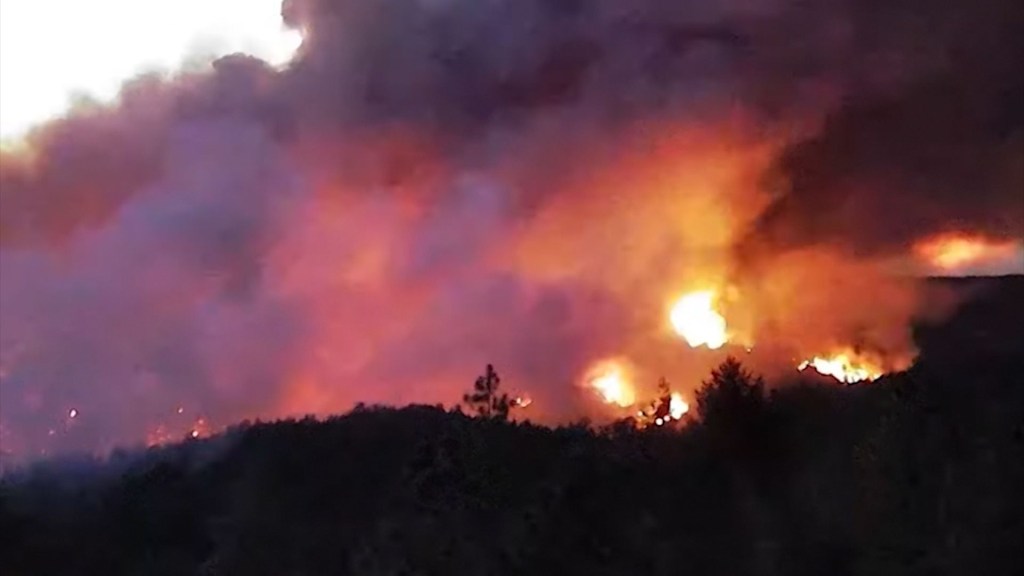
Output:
[
  {"xmin": 696, "ymin": 357, "xmax": 764, "ymax": 423},
  {"xmin": 463, "ymin": 364, "xmax": 511, "ymax": 420},
  {"xmin": 654, "ymin": 377, "xmax": 673, "ymax": 421},
  {"xmin": 657, "ymin": 376, "xmax": 671, "ymax": 398},
  {"xmin": 696, "ymin": 357, "xmax": 765, "ymax": 451}
]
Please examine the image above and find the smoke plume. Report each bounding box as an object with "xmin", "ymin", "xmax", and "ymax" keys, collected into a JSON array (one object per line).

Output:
[{"xmin": 1, "ymin": 0, "xmax": 1021, "ymax": 459}]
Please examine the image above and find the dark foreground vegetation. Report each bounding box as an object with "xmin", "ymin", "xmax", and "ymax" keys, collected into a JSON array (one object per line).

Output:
[{"xmin": 2, "ymin": 276, "xmax": 1023, "ymax": 576}]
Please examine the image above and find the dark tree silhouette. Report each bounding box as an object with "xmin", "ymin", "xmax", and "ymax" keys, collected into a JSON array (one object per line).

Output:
[
  {"xmin": 657, "ymin": 376, "xmax": 670, "ymax": 398},
  {"xmin": 463, "ymin": 364, "xmax": 511, "ymax": 420},
  {"xmin": 653, "ymin": 377, "xmax": 674, "ymax": 422},
  {"xmin": 696, "ymin": 357, "xmax": 766, "ymax": 452},
  {"xmin": 696, "ymin": 357, "xmax": 765, "ymax": 423}
]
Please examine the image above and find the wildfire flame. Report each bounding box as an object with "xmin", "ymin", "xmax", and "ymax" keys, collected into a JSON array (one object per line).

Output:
[
  {"xmin": 146, "ymin": 425, "xmax": 173, "ymax": 447},
  {"xmin": 914, "ymin": 232, "xmax": 1021, "ymax": 273},
  {"xmin": 798, "ymin": 349, "xmax": 885, "ymax": 384},
  {"xmin": 634, "ymin": 390, "xmax": 690, "ymax": 427},
  {"xmin": 584, "ymin": 360, "xmax": 636, "ymax": 407},
  {"xmin": 512, "ymin": 395, "xmax": 533, "ymax": 408},
  {"xmin": 189, "ymin": 417, "xmax": 210, "ymax": 440},
  {"xmin": 147, "ymin": 410, "xmax": 213, "ymax": 447},
  {"xmin": 669, "ymin": 392, "xmax": 689, "ymax": 420},
  {"xmin": 670, "ymin": 290, "xmax": 728, "ymax": 349}
]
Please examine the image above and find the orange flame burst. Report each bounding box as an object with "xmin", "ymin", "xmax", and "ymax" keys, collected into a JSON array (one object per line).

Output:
[
  {"xmin": 669, "ymin": 392, "xmax": 690, "ymax": 420},
  {"xmin": 669, "ymin": 290, "xmax": 728, "ymax": 349},
  {"xmin": 798, "ymin": 349, "xmax": 886, "ymax": 384},
  {"xmin": 635, "ymin": 390, "xmax": 690, "ymax": 428},
  {"xmin": 915, "ymin": 232, "xmax": 1021, "ymax": 273},
  {"xmin": 583, "ymin": 360, "xmax": 636, "ymax": 407}
]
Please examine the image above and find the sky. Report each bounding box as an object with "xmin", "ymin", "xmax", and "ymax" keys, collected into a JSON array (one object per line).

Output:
[
  {"xmin": 0, "ymin": 0, "xmax": 300, "ymax": 139},
  {"xmin": 0, "ymin": 0, "xmax": 1021, "ymax": 462}
]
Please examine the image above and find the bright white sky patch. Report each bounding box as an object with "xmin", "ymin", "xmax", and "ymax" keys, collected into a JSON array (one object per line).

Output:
[{"xmin": 0, "ymin": 0, "xmax": 301, "ymax": 140}]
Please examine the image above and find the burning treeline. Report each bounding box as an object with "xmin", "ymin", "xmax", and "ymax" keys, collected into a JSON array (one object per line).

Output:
[{"xmin": 0, "ymin": 0, "xmax": 1021, "ymax": 457}]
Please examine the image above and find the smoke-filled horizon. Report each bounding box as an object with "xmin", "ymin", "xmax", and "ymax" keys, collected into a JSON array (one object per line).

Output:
[{"xmin": 1, "ymin": 0, "xmax": 1022, "ymax": 460}]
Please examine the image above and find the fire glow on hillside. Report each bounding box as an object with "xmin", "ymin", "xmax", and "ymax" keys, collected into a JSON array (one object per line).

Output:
[
  {"xmin": 582, "ymin": 359, "xmax": 692, "ymax": 428},
  {"xmin": 584, "ymin": 360, "xmax": 637, "ymax": 408},
  {"xmin": 915, "ymin": 233, "xmax": 1023, "ymax": 274},
  {"xmin": 798, "ymin": 351, "xmax": 885, "ymax": 384},
  {"xmin": 663, "ymin": 287, "xmax": 893, "ymax": 384}
]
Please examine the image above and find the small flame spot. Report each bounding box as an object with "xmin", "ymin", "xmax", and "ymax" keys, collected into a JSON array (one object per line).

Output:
[{"xmin": 583, "ymin": 360, "xmax": 636, "ymax": 407}]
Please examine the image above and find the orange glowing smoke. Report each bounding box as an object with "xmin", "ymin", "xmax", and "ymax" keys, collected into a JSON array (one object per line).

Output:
[
  {"xmin": 670, "ymin": 290, "xmax": 729, "ymax": 349},
  {"xmin": 798, "ymin": 349, "xmax": 886, "ymax": 384},
  {"xmin": 915, "ymin": 233, "xmax": 1021, "ymax": 273},
  {"xmin": 584, "ymin": 360, "xmax": 636, "ymax": 407}
]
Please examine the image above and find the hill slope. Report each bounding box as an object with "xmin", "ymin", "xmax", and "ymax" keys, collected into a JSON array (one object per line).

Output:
[{"xmin": 2, "ymin": 276, "xmax": 1022, "ymax": 576}]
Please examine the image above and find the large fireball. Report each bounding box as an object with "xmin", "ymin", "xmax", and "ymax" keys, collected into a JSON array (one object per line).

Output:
[{"xmin": 669, "ymin": 290, "xmax": 728, "ymax": 350}]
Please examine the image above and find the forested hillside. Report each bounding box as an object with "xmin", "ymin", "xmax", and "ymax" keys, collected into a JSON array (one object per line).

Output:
[{"xmin": 2, "ymin": 277, "xmax": 1022, "ymax": 576}]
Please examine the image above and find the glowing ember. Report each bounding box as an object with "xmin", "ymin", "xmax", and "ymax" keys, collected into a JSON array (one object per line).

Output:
[
  {"xmin": 512, "ymin": 395, "xmax": 533, "ymax": 408},
  {"xmin": 915, "ymin": 232, "xmax": 1021, "ymax": 272},
  {"xmin": 176, "ymin": 407, "xmax": 184, "ymax": 414},
  {"xmin": 147, "ymin": 425, "xmax": 173, "ymax": 447},
  {"xmin": 68, "ymin": 408, "xmax": 78, "ymax": 419},
  {"xmin": 147, "ymin": 415, "xmax": 213, "ymax": 446},
  {"xmin": 798, "ymin": 350, "xmax": 885, "ymax": 384},
  {"xmin": 670, "ymin": 290, "xmax": 728, "ymax": 349},
  {"xmin": 584, "ymin": 360, "xmax": 636, "ymax": 407}
]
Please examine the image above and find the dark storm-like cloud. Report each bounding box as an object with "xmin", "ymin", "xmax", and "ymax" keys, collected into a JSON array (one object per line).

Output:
[
  {"xmin": 741, "ymin": 0, "xmax": 1024, "ymax": 256},
  {"xmin": 282, "ymin": 0, "xmax": 1023, "ymax": 255},
  {"xmin": 280, "ymin": 0, "xmax": 763, "ymax": 137}
]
